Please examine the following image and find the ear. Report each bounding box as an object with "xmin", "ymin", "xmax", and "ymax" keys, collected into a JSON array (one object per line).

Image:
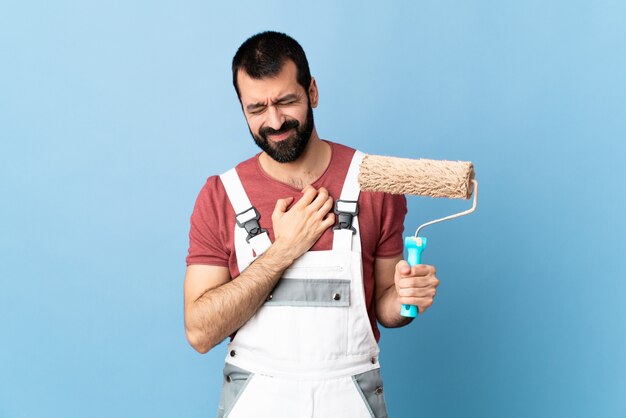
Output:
[{"xmin": 308, "ymin": 77, "xmax": 319, "ymax": 108}]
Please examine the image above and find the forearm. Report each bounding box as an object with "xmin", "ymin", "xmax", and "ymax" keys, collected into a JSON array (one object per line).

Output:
[
  {"xmin": 186, "ymin": 243, "xmax": 295, "ymax": 352},
  {"xmin": 376, "ymin": 284, "xmax": 414, "ymax": 328},
  {"xmin": 186, "ymin": 186, "xmax": 336, "ymax": 353}
]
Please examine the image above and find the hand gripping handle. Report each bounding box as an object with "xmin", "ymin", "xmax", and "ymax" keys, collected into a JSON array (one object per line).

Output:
[{"xmin": 400, "ymin": 236, "xmax": 428, "ymax": 318}]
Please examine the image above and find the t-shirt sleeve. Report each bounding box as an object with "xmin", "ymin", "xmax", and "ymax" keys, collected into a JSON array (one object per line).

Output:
[
  {"xmin": 375, "ymin": 193, "xmax": 407, "ymax": 258},
  {"xmin": 186, "ymin": 176, "xmax": 230, "ymax": 266}
]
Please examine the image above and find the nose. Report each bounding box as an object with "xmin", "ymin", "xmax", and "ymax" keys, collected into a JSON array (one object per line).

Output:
[{"xmin": 266, "ymin": 105, "xmax": 285, "ymax": 130}]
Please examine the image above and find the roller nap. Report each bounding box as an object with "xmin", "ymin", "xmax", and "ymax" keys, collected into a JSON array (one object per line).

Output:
[{"xmin": 358, "ymin": 155, "xmax": 474, "ymax": 199}]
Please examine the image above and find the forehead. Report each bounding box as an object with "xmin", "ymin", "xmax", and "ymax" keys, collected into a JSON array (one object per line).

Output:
[{"xmin": 237, "ymin": 60, "xmax": 304, "ymax": 105}]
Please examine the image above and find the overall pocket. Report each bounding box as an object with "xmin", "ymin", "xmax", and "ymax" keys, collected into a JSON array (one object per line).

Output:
[
  {"xmin": 352, "ymin": 368, "xmax": 388, "ymax": 418},
  {"xmin": 216, "ymin": 363, "xmax": 254, "ymax": 418}
]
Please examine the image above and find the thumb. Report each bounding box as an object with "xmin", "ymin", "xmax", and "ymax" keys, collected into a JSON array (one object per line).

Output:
[{"xmin": 396, "ymin": 260, "xmax": 411, "ymax": 275}]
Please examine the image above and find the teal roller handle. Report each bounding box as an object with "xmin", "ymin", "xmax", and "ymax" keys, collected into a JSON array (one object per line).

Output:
[{"xmin": 400, "ymin": 236, "xmax": 428, "ymax": 318}]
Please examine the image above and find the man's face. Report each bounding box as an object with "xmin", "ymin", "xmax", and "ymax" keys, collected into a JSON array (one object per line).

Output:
[{"xmin": 237, "ymin": 60, "xmax": 316, "ymax": 163}]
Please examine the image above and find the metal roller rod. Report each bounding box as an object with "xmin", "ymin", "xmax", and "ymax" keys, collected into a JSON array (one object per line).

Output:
[{"xmin": 415, "ymin": 180, "xmax": 478, "ymax": 237}]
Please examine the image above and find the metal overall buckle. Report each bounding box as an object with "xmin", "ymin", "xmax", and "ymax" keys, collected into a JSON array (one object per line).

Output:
[
  {"xmin": 235, "ymin": 207, "xmax": 267, "ymax": 243},
  {"xmin": 333, "ymin": 200, "xmax": 359, "ymax": 235}
]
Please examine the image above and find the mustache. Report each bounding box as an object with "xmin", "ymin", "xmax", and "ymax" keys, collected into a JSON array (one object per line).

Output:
[{"xmin": 259, "ymin": 119, "xmax": 299, "ymax": 138}]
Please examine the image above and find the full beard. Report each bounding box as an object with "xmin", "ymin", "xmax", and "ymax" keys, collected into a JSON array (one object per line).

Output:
[{"xmin": 251, "ymin": 104, "xmax": 314, "ymax": 163}]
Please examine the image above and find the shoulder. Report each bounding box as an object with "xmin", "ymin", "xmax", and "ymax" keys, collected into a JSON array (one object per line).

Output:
[
  {"xmin": 327, "ymin": 140, "xmax": 357, "ymax": 158},
  {"xmin": 231, "ymin": 152, "xmax": 263, "ymax": 183},
  {"xmin": 190, "ymin": 175, "xmax": 229, "ymax": 226},
  {"xmin": 324, "ymin": 140, "xmax": 360, "ymax": 177},
  {"xmin": 198, "ymin": 152, "xmax": 261, "ymax": 195},
  {"xmin": 196, "ymin": 174, "xmax": 224, "ymax": 202}
]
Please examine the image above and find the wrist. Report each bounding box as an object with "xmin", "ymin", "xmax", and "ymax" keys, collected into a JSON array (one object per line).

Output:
[
  {"xmin": 379, "ymin": 285, "xmax": 414, "ymax": 328},
  {"xmin": 266, "ymin": 239, "xmax": 299, "ymax": 268}
]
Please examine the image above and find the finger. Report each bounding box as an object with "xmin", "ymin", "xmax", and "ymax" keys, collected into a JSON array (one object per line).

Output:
[
  {"xmin": 308, "ymin": 187, "xmax": 330, "ymax": 212},
  {"xmin": 398, "ymin": 297, "xmax": 434, "ymax": 312},
  {"xmin": 397, "ymin": 275, "xmax": 439, "ymax": 289},
  {"xmin": 417, "ymin": 299, "xmax": 434, "ymax": 314},
  {"xmin": 320, "ymin": 211, "xmax": 336, "ymax": 229},
  {"xmin": 294, "ymin": 185, "xmax": 318, "ymax": 208},
  {"xmin": 315, "ymin": 195, "xmax": 334, "ymax": 218},
  {"xmin": 397, "ymin": 286, "xmax": 437, "ymax": 298},
  {"xmin": 410, "ymin": 264, "xmax": 436, "ymax": 277},
  {"xmin": 272, "ymin": 196, "xmax": 294, "ymax": 217}
]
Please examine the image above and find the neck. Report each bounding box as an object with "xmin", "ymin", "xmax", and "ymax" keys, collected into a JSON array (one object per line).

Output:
[{"xmin": 259, "ymin": 129, "xmax": 331, "ymax": 189}]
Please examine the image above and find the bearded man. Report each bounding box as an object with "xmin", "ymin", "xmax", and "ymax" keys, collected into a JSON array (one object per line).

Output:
[{"xmin": 184, "ymin": 31, "xmax": 440, "ymax": 418}]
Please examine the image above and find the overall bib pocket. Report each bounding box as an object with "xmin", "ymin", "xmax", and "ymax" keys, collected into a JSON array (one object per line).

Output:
[
  {"xmin": 217, "ymin": 363, "xmax": 254, "ymax": 418},
  {"xmin": 352, "ymin": 368, "xmax": 388, "ymax": 418}
]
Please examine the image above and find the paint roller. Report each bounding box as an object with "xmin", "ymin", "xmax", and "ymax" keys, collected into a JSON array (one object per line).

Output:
[{"xmin": 358, "ymin": 154, "xmax": 478, "ymax": 318}]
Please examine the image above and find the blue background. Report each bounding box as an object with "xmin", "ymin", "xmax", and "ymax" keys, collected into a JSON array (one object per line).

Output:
[{"xmin": 1, "ymin": 1, "xmax": 625, "ymax": 417}]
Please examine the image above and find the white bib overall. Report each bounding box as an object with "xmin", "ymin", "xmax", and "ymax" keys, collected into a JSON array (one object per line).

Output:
[{"xmin": 217, "ymin": 151, "xmax": 388, "ymax": 418}]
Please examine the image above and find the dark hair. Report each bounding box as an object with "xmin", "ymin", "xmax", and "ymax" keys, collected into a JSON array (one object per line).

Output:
[{"xmin": 232, "ymin": 31, "xmax": 312, "ymax": 99}]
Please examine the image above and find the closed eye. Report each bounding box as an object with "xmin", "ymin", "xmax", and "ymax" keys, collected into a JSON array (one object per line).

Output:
[
  {"xmin": 247, "ymin": 105, "xmax": 266, "ymax": 115},
  {"xmin": 273, "ymin": 93, "xmax": 301, "ymax": 107},
  {"xmin": 245, "ymin": 93, "xmax": 302, "ymax": 114}
]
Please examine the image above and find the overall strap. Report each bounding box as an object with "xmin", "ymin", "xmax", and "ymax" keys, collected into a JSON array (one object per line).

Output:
[
  {"xmin": 332, "ymin": 150, "xmax": 365, "ymax": 252},
  {"xmin": 220, "ymin": 168, "xmax": 272, "ymax": 259}
]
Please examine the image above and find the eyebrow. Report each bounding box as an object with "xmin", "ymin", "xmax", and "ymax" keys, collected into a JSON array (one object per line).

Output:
[{"xmin": 246, "ymin": 93, "xmax": 300, "ymax": 112}]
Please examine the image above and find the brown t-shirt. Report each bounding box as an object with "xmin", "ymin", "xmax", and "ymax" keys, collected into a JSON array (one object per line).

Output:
[{"xmin": 186, "ymin": 141, "xmax": 407, "ymax": 341}]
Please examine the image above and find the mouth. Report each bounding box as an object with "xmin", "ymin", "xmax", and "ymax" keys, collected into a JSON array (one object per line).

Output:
[{"xmin": 267, "ymin": 128, "xmax": 294, "ymax": 142}]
